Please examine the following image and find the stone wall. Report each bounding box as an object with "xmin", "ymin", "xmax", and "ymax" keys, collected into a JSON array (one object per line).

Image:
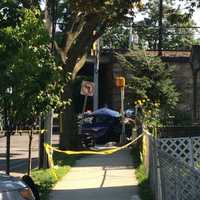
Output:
[
  {"xmin": 169, "ymin": 62, "xmax": 193, "ymax": 112},
  {"xmin": 97, "ymin": 49, "xmax": 200, "ymax": 119}
]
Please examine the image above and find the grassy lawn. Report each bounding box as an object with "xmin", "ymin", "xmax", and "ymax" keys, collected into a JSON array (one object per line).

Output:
[
  {"xmin": 31, "ymin": 151, "xmax": 79, "ymax": 200},
  {"xmin": 131, "ymin": 145, "xmax": 153, "ymax": 200}
]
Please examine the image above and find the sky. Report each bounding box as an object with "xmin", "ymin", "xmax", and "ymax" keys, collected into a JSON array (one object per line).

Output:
[
  {"xmin": 136, "ymin": 0, "xmax": 200, "ymax": 26},
  {"xmin": 193, "ymin": 10, "xmax": 200, "ymax": 26},
  {"xmin": 175, "ymin": 0, "xmax": 200, "ymax": 26},
  {"xmin": 40, "ymin": 0, "xmax": 200, "ymax": 38},
  {"xmin": 134, "ymin": 0, "xmax": 200, "ymax": 38},
  {"xmin": 41, "ymin": 1, "xmax": 199, "ymax": 26}
]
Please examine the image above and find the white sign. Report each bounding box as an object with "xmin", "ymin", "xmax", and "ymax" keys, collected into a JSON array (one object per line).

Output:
[{"xmin": 80, "ymin": 81, "xmax": 95, "ymax": 96}]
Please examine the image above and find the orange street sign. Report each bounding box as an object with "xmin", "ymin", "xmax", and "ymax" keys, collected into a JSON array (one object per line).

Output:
[{"xmin": 115, "ymin": 76, "xmax": 125, "ymax": 88}]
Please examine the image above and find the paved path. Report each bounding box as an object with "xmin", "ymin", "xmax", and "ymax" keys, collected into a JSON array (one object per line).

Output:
[{"xmin": 50, "ymin": 148, "xmax": 140, "ymax": 200}]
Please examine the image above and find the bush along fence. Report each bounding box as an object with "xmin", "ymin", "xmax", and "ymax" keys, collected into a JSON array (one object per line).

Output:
[{"xmin": 142, "ymin": 130, "xmax": 200, "ymax": 200}]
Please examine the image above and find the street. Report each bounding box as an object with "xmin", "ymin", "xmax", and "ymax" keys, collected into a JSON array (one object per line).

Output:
[{"xmin": 0, "ymin": 133, "xmax": 59, "ymax": 176}]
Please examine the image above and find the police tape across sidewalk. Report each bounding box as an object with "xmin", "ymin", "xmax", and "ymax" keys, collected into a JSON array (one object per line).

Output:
[
  {"xmin": 44, "ymin": 130, "xmax": 152, "ymax": 179},
  {"xmin": 44, "ymin": 130, "xmax": 151, "ymax": 159}
]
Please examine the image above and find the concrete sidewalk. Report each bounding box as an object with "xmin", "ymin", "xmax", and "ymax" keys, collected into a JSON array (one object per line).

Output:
[{"xmin": 50, "ymin": 148, "xmax": 141, "ymax": 200}]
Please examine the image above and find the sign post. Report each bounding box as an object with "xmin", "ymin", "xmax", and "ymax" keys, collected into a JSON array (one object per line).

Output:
[
  {"xmin": 93, "ymin": 39, "xmax": 100, "ymax": 111},
  {"xmin": 79, "ymin": 81, "xmax": 95, "ymax": 138},
  {"xmin": 116, "ymin": 76, "xmax": 126, "ymax": 144},
  {"xmin": 82, "ymin": 96, "xmax": 88, "ymax": 113}
]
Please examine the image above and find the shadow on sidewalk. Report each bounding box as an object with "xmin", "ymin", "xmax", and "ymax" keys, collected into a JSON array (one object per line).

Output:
[
  {"xmin": 50, "ymin": 185, "xmax": 139, "ymax": 200},
  {"xmin": 50, "ymin": 148, "xmax": 140, "ymax": 200},
  {"xmin": 72, "ymin": 148, "xmax": 138, "ymax": 168},
  {"xmin": 0, "ymin": 157, "xmax": 38, "ymax": 174}
]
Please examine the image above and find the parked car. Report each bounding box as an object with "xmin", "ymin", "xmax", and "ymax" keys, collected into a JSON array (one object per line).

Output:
[
  {"xmin": 125, "ymin": 108, "xmax": 136, "ymax": 119},
  {"xmin": 79, "ymin": 108, "xmax": 122, "ymax": 147},
  {"xmin": 0, "ymin": 173, "xmax": 37, "ymax": 200}
]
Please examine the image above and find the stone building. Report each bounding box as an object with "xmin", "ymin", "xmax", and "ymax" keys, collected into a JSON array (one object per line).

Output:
[{"xmin": 79, "ymin": 47, "xmax": 200, "ymax": 122}]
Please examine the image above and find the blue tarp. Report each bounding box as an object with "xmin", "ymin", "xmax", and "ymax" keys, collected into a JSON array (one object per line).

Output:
[{"xmin": 90, "ymin": 107, "xmax": 120, "ymax": 118}]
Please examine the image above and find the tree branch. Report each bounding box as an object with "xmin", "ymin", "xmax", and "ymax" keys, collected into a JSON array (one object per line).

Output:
[
  {"xmin": 20, "ymin": 0, "xmax": 40, "ymax": 9},
  {"xmin": 61, "ymin": 13, "xmax": 86, "ymax": 55},
  {"xmin": 44, "ymin": 0, "xmax": 52, "ymax": 36},
  {"xmin": 72, "ymin": 54, "xmax": 87, "ymax": 80},
  {"xmin": 93, "ymin": 21, "xmax": 107, "ymax": 41}
]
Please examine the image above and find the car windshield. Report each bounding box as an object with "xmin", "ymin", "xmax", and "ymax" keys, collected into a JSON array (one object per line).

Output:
[{"xmin": 93, "ymin": 115, "xmax": 114, "ymax": 124}]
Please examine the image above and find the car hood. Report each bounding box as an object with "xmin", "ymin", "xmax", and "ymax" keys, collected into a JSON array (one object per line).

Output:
[{"xmin": 0, "ymin": 174, "xmax": 27, "ymax": 192}]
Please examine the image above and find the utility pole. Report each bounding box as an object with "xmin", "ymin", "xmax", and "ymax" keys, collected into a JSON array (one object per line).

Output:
[
  {"xmin": 39, "ymin": 0, "xmax": 56, "ymax": 168},
  {"xmin": 158, "ymin": 0, "xmax": 163, "ymax": 56},
  {"xmin": 5, "ymin": 107, "xmax": 10, "ymax": 175},
  {"xmin": 129, "ymin": 17, "xmax": 139, "ymax": 49},
  {"xmin": 93, "ymin": 39, "xmax": 100, "ymax": 111},
  {"xmin": 5, "ymin": 88, "xmax": 12, "ymax": 175},
  {"xmin": 120, "ymin": 85, "xmax": 126, "ymax": 144},
  {"xmin": 129, "ymin": 18, "xmax": 133, "ymax": 48},
  {"xmin": 44, "ymin": 110, "xmax": 53, "ymax": 168},
  {"xmin": 45, "ymin": 0, "xmax": 56, "ymax": 167},
  {"xmin": 39, "ymin": 118, "xmax": 44, "ymax": 169},
  {"xmin": 191, "ymin": 45, "xmax": 200, "ymax": 123},
  {"xmin": 116, "ymin": 77, "xmax": 126, "ymax": 144},
  {"xmin": 51, "ymin": 0, "xmax": 56, "ymax": 51}
]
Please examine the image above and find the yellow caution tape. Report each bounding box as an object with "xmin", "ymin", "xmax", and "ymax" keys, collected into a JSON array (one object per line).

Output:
[
  {"xmin": 44, "ymin": 132, "xmax": 146, "ymax": 179},
  {"xmin": 44, "ymin": 143, "xmax": 58, "ymax": 180},
  {"xmin": 40, "ymin": 129, "xmax": 47, "ymax": 134},
  {"xmin": 44, "ymin": 132, "xmax": 144, "ymax": 156}
]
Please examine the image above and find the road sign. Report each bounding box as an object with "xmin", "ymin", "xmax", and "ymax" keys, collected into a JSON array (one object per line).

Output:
[
  {"xmin": 116, "ymin": 76, "xmax": 125, "ymax": 88},
  {"xmin": 80, "ymin": 81, "xmax": 95, "ymax": 96}
]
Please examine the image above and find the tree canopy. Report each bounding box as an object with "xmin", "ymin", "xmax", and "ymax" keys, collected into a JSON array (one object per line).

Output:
[
  {"xmin": 102, "ymin": 23, "xmax": 130, "ymax": 49},
  {"xmin": 47, "ymin": 0, "xmax": 142, "ymax": 78},
  {"xmin": 0, "ymin": 0, "xmax": 143, "ymax": 148},
  {"xmin": 0, "ymin": 8, "xmax": 65, "ymax": 128},
  {"xmin": 115, "ymin": 49, "xmax": 179, "ymax": 110},
  {"xmin": 102, "ymin": 0, "xmax": 198, "ymax": 50},
  {"xmin": 1, "ymin": 0, "xmax": 194, "ymax": 147},
  {"xmin": 135, "ymin": 0, "xmax": 197, "ymax": 50}
]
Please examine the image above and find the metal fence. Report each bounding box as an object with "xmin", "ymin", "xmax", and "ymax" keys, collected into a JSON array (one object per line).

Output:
[{"xmin": 145, "ymin": 133, "xmax": 200, "ymax": 200}]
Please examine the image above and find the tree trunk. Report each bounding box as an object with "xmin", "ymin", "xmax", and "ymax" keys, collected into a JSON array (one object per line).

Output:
[
  {"xmin": 27, "ymin": 129, "xmax": 33, "ymax": 175},
  {"xmin": 4, "ymin": 105, "xmax": 11, "ymax": 175},
  {"xmin": 39, "ymin": 118, "xmax": 45, "ymax": 169},
  {"xmin": 57, "ymin": 18, "xmax": 101, "ymax": 149},
  {"xmin": 60, "ymin": 82, "xmax": 81, "ymax": 149},
  {"xmin": 6, "ymin": 131, "xmax": 11, "ymax": 175}
]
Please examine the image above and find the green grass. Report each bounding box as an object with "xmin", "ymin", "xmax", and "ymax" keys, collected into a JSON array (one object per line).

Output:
[
  {"xmin": 135, "ymin": 163, "xmax": 153, "ymax": 200},
  {"xmin": 31, "ymin": 152, "xmax": 79, "ymax": 200},
  {"xmin": 131, "ymin": 145, "xmax": 153, "ymax": 200}
]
